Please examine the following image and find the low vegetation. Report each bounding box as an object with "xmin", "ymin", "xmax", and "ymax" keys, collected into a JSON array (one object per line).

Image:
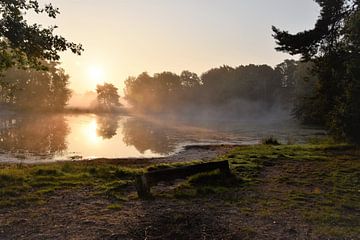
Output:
[
  {"xmin": 1, "ymin": 141, "xmax": 359, "ymax": 238},
  {"xmin": 261, "ymin": 136, "xmax": 281, "ymax": 145},
  {"xmin": 0, "ymin": 162, "xmax": 142, "ymax": 208}
]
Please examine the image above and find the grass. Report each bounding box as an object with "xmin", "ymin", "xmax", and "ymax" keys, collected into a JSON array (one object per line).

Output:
[
  {"xmin": 167, "ymin": 141, "xmax": 359, "ymax": 238},
  {"xmin": 0, "ymin": 140, "xmax": 359, "ymax": 238},
  {"xmin": 107, "ymin": 203, "xmax": 122, "ymax": 210},
  {"xmin": 0, "ymin": 162, "xmax": 142, "ymax": 207}
]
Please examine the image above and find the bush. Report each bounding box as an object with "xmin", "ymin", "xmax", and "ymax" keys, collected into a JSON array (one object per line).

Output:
[{"xmin": 261, "ymin": 136, "xmax": 280, "ymax": 145}]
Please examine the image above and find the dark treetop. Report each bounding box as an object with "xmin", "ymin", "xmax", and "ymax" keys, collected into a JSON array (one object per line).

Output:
[{"xmin": 0, "ymin": 0, "xmax": 83, "ymax": 71}]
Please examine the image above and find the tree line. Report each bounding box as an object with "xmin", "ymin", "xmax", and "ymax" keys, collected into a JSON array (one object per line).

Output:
[
  {"xmin": 0, "ymin": 62, "xmax": 71, "ymax": 111},
  {"xmin": 0, "ymin": 65, "xmax": 123, "ymax": 112},
  {"xmin": 0, "ymin": 58, "xmax": 314, "ymax": 119},
  {"xmin": 124, "ymin": 60, "xmax": 313, "ymax": 116}
]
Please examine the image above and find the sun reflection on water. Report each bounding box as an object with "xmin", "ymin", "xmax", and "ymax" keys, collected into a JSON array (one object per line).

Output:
[{"xmin": 83, "ymin": 120, "xmax": 101, "ymax": 144}]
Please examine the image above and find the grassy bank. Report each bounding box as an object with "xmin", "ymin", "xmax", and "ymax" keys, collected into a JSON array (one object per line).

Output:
[
  {"xmin": 1, "ymin": 142, "xmax": 359, "ymax": 238},
  {"xmin": 0, "ymin": 161, "xmax": 144, "ymax": 208}
]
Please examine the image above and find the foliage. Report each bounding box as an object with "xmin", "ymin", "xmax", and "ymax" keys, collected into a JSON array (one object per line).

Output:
[
  {"xmin": 124, "ymin": 65, "xmax": 287, "ymax": 114},
  {"xmin": 96, "ymin": 83, "xmax": 121, "ymax": 111},
  {"xmin": 274, "ymin": 59, "xmax": 297, "ymax": 109},
  {"xmin": 272, "ymin": 0, "xmax": 360, "ymax": 143},
  {"xmin": 0, "ymin": 0, "xmax": 83, "ymax": 72},
  {"xmin": 200, "ymin": 65, "xmax": 281, "ymax": 106},
  {"xmin": 291, "ymin": 61, "xmax": 324, "ymax": 124},
  {"xmin": 0, "ymin": 61, "xmax": 71, "ymax": 111},
  {"xmin": 261, "ymin": 136, "xmax": 280, "ymax": 145}
]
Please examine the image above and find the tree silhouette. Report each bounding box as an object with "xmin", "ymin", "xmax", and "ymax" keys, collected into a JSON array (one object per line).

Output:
[
  {"xmin": 124, "ymin": 65, "xmax": 283, "ymax": 114},
  {"xmin": 0, "ymin": 62, "xmax": 71, "ymax": 111},
  {"xmin": 96, "ymin": 83, "xmax": 121, "ymax": 111},
  {"xmin": 275, "ymin": 59, "xmax": 298, "ymax": 109},
  {"xmin": 272, "ymin": 0, "xmax": 360, "ymax": 143},
  {"xmin": 291, "ymin": 61, "xmax": 322, "ymax": 124},
  {"xmin": 180, "ymin": 71, "xmax": 201, "ymax": 88},
  {"xmin": 0, "ymin": 0, "xmax": 83, "ymax": 72}
]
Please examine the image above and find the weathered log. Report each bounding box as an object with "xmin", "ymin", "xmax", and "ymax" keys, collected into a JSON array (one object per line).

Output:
[{"xmin": 136, "ymin": 160, "xmax": 230, "ymax": 199}]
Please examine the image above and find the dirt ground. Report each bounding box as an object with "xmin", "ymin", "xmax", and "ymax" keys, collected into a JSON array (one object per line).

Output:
[{"xmin": 0, "ymin": 181, "xmax": 310, "ymax": 240}]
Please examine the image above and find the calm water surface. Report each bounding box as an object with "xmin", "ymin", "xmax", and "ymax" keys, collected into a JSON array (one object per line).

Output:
[{"xmin": 0, "ymin": 113, "xmax": 325, "ymax": 163}]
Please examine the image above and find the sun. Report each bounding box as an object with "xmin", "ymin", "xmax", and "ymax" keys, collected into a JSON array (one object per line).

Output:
[{"xmin": 88, "ymin": 66, "xmax": 105, "ymax": 86}]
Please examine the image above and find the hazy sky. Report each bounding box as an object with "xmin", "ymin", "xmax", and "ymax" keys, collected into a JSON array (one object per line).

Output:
[{"xmin": 34, "ymin": 0, "xmax": 320, "ymax": 95}]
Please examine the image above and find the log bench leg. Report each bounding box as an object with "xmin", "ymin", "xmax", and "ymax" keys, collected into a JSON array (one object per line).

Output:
[
  {"xmin": 219, "ymin": 161, "xmax": 231, "ymax": 175},
  {"xmin": 135, "ymin": 175, "xmax": 151, "ymax": 199}
]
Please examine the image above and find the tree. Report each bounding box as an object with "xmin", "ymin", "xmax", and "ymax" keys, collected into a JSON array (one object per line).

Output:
[
  {"xmin": 152, "ymin": 71, "xmax": 182, "ymax": 111},
  {"xmin": 0, "ymin": 61, "xmax": 71, "ymax": 111},
  {"xmin": 200, "ymin": 65, "xmax": 235, "ymax": 105},
  {"xmin": 291, "ymin": 61, "xmax": 323, "ymax": 124},
  {"xmin": 0, "ymin": 0, "xmax": 83, "ymax": 72},
  {"xmin": 272, "ymin": 0, "xmax": 360, "ymax": 143},
  {"xmin": 180, "ymin": 71, "xmax": 201, "ymax": 88},
  {"xmin": 124, "ymin": 72, "xmax": 154, "ymax": 111},
  {"xmin": 96, "ymin": 83, "xmax": 121, "ymax": 110},
  {"xmin": 275, "ymin": 59, "xmax": 298, "ymax": 109},
  {"xmin": 124, "ymin": 72, "xmax": 183, "ymax": 112}
]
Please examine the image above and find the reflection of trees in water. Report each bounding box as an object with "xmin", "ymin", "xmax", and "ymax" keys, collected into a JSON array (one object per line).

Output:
[
  {"xmin": 122, "ymin": 118, "xmax": 177, "ymax": 155},
  {"xmin": 96, "ymin": 114, "xmax": 119, "ymax": 139},
  {"xmin": 0, "ymin": 114, "xmax": 69, "ymax": 156}
]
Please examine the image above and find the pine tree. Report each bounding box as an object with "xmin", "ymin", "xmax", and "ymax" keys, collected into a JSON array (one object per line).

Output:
[{"xmin": 273, "ymin": 0, "xmax": 360, "ymax": 143}]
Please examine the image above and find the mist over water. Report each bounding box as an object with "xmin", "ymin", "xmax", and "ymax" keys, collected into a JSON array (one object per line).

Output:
[
  {"xmin": 0, "ymin": 111, "xmax": 325, "ymax": 163},
  {"xmin": 0, "ymin": 60, "xmax": 326, "ymax": 164}
]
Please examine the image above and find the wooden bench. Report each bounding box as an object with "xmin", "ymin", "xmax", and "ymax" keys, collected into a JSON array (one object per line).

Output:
[{"xmin": 135, "ymin": 160, "xmax": 230, "ymax": 199}]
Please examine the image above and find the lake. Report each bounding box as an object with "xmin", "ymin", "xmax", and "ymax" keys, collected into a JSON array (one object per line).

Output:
[{"xmin": 0, "ymin": 113, "xmax": 326, "ymax": 163}]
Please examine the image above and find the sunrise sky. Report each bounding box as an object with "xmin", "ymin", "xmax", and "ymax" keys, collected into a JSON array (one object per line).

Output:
[{"xmin": 33, "ymin": 0, "xmax": 320, "ymax": 95}]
